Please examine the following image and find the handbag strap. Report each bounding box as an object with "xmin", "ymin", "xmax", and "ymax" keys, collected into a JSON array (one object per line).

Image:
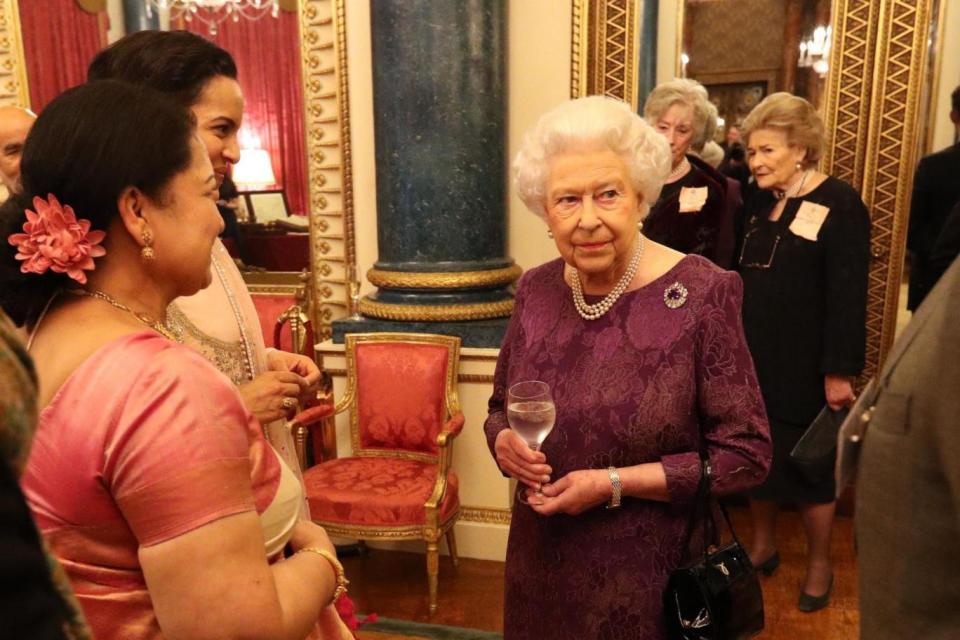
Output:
[{"xmin": 678, "ymin": 457, "xmax": 745, "ymax": 563}]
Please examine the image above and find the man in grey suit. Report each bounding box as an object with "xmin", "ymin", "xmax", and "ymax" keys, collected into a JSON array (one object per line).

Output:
[{"xmin": 857, "ymin": 254, "xmax": 960, "ymax": 638}]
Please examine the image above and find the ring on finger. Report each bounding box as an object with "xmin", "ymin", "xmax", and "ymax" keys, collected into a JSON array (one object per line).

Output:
[{"xmin": 282, "ymin": 397, "xmax": 297, "ymax": 411}]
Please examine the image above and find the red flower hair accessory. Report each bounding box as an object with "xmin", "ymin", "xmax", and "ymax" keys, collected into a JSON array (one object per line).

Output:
[{"xmin": 7, "ymin": 194, "xmax": 106, "ymax": 285}]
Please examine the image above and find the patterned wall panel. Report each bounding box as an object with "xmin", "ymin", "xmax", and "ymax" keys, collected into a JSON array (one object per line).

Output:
[
  {"xmin": 571, "ymin": 0, "xmax": 638, "ymax": 108},
  {"xmin": 686, "ymin": 0, "xmax": 786, "ymax": 76},
  {"xmin": 0, "ymin": 0, "xmax": 29, "ymax": 108},
  {"xmin": 858, "ymin": 0, "xmax": 935, "ymax": 378},
  {"xmin": 299, "ymin": 0, "xmax": 356, "ymax": 340}
]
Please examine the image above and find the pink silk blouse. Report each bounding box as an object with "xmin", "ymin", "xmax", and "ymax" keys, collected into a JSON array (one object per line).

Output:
[{"xmin": 22, "ymin": 331, "xmax": 281, "ymax": 640}]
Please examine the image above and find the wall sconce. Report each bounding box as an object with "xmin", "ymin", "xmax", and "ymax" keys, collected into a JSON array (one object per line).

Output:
[{"xmin": 799, "ymin": 25, "xmax": 831, "ymax": 77}]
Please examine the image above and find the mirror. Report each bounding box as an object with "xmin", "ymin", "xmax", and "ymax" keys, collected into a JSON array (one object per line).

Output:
[
  {"xmin": 2, "ymin": 0, "xmax": 356, "ymax": 339},
  {"xmin": 679, "ymin": 0, "xmax": 833, "ymax": 131},
  {"xmin": 899, "ymin": 0, "xmax": 960, "ymax": 336},
  {"xmin": 576, "ymin": 0, "xmax": 942, "ymax": 381}
]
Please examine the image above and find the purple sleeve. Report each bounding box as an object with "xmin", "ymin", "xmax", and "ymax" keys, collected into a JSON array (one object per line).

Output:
[
  {"xmin": 483, "ymin": 275, "xmax": 528, "ymax": 472},
  {"xmin": 661, "ymin": 270, "xmax": 772, "ymax": 504}
]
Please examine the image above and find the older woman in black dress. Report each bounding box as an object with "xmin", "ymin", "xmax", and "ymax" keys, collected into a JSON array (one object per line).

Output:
[
  {"xmin": 643, "ymin": 78, "xmax": 733, "ymax": 268},
  {"xmin": 738, "ymin": 92, "xmax": 870, "ymax": 612}
]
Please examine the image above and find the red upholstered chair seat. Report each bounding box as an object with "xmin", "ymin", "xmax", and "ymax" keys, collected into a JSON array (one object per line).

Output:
[{"xmin": 304, "ymin": 457, "xmax": 459, "ymax": 527}]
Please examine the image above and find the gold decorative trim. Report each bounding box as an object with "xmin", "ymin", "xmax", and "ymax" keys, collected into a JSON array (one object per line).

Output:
[
  {"xmin": 459, "ymin": 506, "xmax": 511, "ymax": 525},
  {"xmin": 569, "ymin": 0, "xmax": 640, "ymax": 108},
  {"xmin": 858, "ymin": 0, "xmax": 935, "ymax": 377},
  {"xmin": 0, "ymin": 0, "xmax": 30, "ymax": 108},
  {"xmin": 357, "ymin": 298, "xmax": 514, "ymax": 322},
  {"xmin": 315, "ymin": 510, "xmax": 459, "ymax": 541},
  {"xmin": 321, "ymin": 368, "xmax": 491, "ymax": 384},
  {"xmin": 367, "ymin": 265, "xmax": 522, "ymax": 290},
  {"xmin": 300, "ymin": 0, "xmax": 356, "ymax": 342},
  {"xmin": 457, "ymin": 373, "xmax": 494, "ymax": 384}
]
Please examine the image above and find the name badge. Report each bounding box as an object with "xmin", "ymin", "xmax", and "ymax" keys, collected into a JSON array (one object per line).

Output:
[
  {"xmin": 678, "ymin": 187, "xmax": 708, "ymax": 213},
  {"xmin": 789, "ymin": 201, "xmax": 830, "ymax": 241}
]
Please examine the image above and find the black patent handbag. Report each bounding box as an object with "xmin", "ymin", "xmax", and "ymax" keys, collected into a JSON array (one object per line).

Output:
[{"xmin": 663, "ymin": 460, "xmax": 764, "ymax": 640}]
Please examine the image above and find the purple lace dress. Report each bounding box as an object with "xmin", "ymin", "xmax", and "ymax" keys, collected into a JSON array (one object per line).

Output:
[{"xmin": 484, "ymin": 255, "xmax": 771, "ymax": 639}]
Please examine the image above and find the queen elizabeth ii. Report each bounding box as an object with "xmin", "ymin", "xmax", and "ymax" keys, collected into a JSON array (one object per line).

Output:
[{"xmin": 484, "ymin": 95, "xmax": 772, "ymax": 639}]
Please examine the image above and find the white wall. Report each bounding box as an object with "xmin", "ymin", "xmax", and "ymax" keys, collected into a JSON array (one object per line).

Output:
[{"xmin": 507, "ymin": 0, "xmax": 572, "ymax": 272}]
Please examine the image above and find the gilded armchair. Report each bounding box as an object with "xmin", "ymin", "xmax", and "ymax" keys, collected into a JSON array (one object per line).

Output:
[{"xmin": 300, "ymin": 332, "xmax": 464, "ymax": 613}]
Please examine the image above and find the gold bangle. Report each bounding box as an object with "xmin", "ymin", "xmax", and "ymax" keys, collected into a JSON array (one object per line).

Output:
[{"xmin": 297, "ymin": 546, "xmax": 349, "ymax": 602}]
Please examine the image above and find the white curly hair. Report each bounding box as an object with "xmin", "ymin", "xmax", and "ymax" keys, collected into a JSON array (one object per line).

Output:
[
  {"xmin": 643, "ymin": 78, "xmax": 714, "ymax": 148},
  {"xmin": 513, "ymin": 95, "xmax": 672, "ymax": 220}
]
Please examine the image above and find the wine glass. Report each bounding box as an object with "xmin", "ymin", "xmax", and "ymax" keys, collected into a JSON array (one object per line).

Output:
[{"xmin": 507, "ymin": 380, "xmax": 556, "ymax": 505}]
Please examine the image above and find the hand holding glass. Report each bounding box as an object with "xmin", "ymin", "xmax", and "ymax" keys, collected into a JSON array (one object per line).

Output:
[{"xmin": 507, "ymin": 380, "xmax": 556, "ymax": 504}]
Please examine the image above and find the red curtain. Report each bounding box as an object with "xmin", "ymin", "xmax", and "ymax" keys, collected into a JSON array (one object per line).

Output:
[
  {"xmin": 187, "ymin": 12, "xmax": 309, "ymax": 216},
  {"xmin": 19, "ymin": 0, "xmax": 106, "ymax": 112}
]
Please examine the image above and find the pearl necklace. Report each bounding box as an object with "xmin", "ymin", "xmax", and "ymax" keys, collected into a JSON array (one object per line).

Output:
[
  {"xmin": 571, "ymin": 235, "xmax": 645, "ymax": 321},
  {"xmin": 667, "ymin": 157, "xmax": 691, "ymax": 182},
  {"xmin": 78, "ymin": 289, "xmax": 183, "ymax": 342},
  {"xmin": 774, "ymin": 169, "xmax": 810, "ymax": 200}
]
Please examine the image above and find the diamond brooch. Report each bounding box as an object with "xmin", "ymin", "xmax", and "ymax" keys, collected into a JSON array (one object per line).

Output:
[{"xmin": 663, "ymin": 282, "xmax": 688, "ymax": 309}]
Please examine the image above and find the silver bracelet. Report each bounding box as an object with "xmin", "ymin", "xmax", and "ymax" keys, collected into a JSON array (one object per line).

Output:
[{"xmin": 606, "ymin": 467, "xmax": 622, "ymax": 509}]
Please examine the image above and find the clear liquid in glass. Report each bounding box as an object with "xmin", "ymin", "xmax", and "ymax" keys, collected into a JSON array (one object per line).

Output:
[{"xmin": 507, "ymin": 401, "xmax": 556, "ymax": 451}]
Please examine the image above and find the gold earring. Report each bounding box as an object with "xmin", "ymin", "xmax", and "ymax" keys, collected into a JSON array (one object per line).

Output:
[{"xmin": 140, "ymin": 227, "xmax": 155, "ymax": 260}]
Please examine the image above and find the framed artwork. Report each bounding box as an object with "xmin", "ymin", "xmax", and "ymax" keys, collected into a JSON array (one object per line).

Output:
[{"xmin": 242, "ymin": 189, "xmax": 290, "ymax": 223}]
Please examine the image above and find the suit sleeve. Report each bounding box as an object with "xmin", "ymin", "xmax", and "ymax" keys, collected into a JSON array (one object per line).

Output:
[
  {"xmin": 925, "ymin": 201, "xmax": 960, "ymax": 294},
  {"xmin": 908, "ymin": 158, "xmax": 935, "ymax": 255}
]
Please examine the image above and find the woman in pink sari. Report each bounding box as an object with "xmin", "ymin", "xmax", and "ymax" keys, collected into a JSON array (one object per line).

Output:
[{"xmin": 0, "ymin": 82, "xmax": 346, "ymax": 639}]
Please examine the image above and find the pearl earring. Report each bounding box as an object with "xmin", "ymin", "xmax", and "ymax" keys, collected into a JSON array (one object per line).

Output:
[{"xmin": 547, "ymin": 229, "xmax": 554, "ymax": 239}]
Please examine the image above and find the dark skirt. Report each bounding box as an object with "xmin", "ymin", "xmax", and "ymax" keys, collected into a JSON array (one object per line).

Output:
[{"xmin": 750, "ymin": 418, "xmax": 836, "ymax": 504}]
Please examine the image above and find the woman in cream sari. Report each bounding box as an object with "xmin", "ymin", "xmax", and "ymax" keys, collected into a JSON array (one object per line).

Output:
[{"xmin": 88, "ymin": 30, "xmax": 315, "ymax": 486}]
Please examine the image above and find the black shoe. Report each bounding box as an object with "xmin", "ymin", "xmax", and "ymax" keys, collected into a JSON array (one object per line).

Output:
[
  {"xmin": 798, "ymin": 574, "xmax": 833, "ymax": 613},
  {"xmin": 753, "ymin": 551, "xmax": 780, "ymax": 576}
]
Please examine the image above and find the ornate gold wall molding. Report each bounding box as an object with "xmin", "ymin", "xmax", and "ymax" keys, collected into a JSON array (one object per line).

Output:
[
  {"xmin": 570, "ymin": 0, "xmax": 640, "ymax": 108},
  {"xmin": 357, "ymin": 298, "xmax": 515, "ymax": 323},
  {"xmin": 299, "ymin": 0, "xmax": 356, "ymax": 341},
  {"xmin": 820, "ymin": 0, "xmax": 882, "ymax": 189},
  {"xmin": 575, "ymin": 0, "xmax": 936, "ymax": 380},
  {"xmin": 0, "ymin": 0, "xmax": 30, "ymax": 109},
  {"xmin": 858, "ymin": 0, "xmax": 936, "ymax": 378},
  {"xmin": 367, "ymin": 265, "xmax": 522, "ymax": 290},
  {"xmin": 459, "ymin": 506, "xmax": 511, "ymax": 526}
]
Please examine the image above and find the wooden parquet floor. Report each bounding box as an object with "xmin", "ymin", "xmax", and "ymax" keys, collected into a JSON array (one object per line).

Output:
[{"xmin": 346, "ymin": 506, "xmax": 859, "ymax": 639}]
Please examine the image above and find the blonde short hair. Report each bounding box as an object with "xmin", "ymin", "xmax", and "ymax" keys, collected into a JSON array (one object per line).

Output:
[
  {"xmin": 643, "ymin": 78, "xmax": 713, "ymax": 145},
  {"xmin": 742, "ymin": 92, "xmax": 824, "ymax": 167},
  {"xmin": 513, "ymin": 95, "xmax": 671, "ymax": 220}
]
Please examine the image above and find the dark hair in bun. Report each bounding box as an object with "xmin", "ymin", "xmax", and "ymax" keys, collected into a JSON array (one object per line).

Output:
[{"xmin": 0, "ymin": 80, "xmax": 195, "ymax": 327}]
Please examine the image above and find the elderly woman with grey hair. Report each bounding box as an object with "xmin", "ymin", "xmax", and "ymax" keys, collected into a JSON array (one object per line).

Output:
[
  {"xmin": 483, "ymin": 95, "xmax": 771, "ymax": 639},
  {"xmin": 643, "ymin": 78, "xmax": 733, "ymax": 267}
]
